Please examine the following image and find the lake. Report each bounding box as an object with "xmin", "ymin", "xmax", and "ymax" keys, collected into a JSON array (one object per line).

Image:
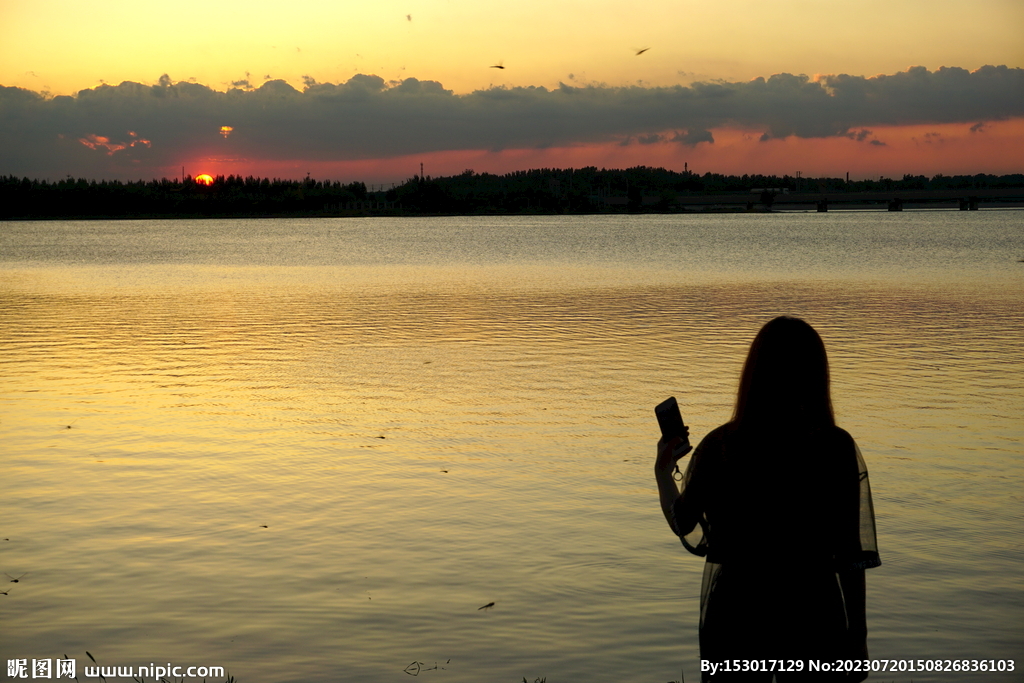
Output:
[{"xmin": 1, "ymin": 211, "xmax": 1022, "ymax": 682}]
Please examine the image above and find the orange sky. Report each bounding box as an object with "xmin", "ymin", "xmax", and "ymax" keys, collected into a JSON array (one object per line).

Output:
[
  {"xmin": 1, "ymin": 0, "xmax": 1022, "ymax": 182},
  {"xmin": 189, "ymin": 119, "xmax": 1024, "ymax": 185},
  {"xmin": 3, "ymin": 0, "xmax": 1021, "ymax": 97}
]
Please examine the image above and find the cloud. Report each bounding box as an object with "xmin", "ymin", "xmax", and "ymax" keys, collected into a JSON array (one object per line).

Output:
[
  {"xmin": 76, "ymin": 130, "xmax": 151, "ymax": 155},
  {"xmin": 843, "ymin": 128, "xmax": 886, "ymax": 146},
  {"xmin": 77, "ymin": 134, "xmax": 126, "ymax": 155},
  {"xmin": 673, "ymin": 129, "xmax": 715, "ymax": 146},
  {"xmin": 1, "ymin": 65, "xmax": 1021, "ymax": 179}
]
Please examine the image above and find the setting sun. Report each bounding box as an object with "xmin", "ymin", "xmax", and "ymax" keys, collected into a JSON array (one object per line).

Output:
[{"xmin": 195, "ymin": 174, "xmax": 214, "ymax": 186}]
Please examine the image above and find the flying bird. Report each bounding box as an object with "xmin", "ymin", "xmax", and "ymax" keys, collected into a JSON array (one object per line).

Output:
[
  {"xmin": 634, "ymin": 47, "xmax": 650, "ymax": 56},
  {"xmin": 478, "ymin": 601, "xmax": 495, "ymax": 610},
  {"xmin": 5, "ymin": 573, "xmax": 26, "ymax": 583},
  {"xmin": 490, "ymin": 61, "xmax": 505, "ymax": 69}
]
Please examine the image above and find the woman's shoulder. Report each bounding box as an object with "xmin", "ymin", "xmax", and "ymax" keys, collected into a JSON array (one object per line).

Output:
[
  {"xmin": 696, "ymin": 422, "xmax": 857, "ymax": 453},
  {"xmin": 703, "ymin": 422, "xmax": 737, "ymax": 441},
  {"xmin": 695, "ymin": 422, "xmax": 737, "ymax": 451},
  {"xmin": 824, "ymin": 425, "xmax": 857, "ymax": 450}
]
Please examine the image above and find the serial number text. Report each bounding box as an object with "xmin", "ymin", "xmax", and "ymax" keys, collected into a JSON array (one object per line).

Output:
[{"xmin": 700, "ymin": 659, "xmax": 1016, "ymax": 675}]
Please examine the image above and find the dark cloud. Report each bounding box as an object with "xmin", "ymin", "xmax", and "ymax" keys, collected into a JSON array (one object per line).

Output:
[
  {"xmin": 1, "ymin": 65, "xmax": 1021, "ymax": 179},
  {"xmin": 636, "ymin": 133, "xmax": 664, "ymax": 144},
  {"xmin": 673, "ymin": 129, "xmax": 715, "ymax": 145},
  {"xmin": 843, "ymin": 128, "xmax": 886, "ymax": 145}
]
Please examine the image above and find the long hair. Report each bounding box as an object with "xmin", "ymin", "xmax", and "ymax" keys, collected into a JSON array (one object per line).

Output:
[{"xmin": 731, "ymin": 316, "xmax": 835, "ymax": 429}]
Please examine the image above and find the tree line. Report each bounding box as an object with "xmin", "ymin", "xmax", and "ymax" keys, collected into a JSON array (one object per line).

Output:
[{"xmin": 2, "ymin": 168, "xmax": 1022, "ymax": 219}]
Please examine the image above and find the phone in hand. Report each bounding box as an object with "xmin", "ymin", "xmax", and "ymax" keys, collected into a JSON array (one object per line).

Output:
[{"xmin": 655, "ymin": 396, "xmax": 692, "ymax": 458}]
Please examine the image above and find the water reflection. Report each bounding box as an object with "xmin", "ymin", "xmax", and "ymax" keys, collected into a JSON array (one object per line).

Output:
[{"xmin": 1, "ymin": 214, "xmax": 1022, "ymax": 682}]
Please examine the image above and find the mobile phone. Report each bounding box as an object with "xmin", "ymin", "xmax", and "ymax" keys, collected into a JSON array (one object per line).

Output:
[{"xmin": 655, "ymin": 396, "xmax": 692, "ymax": 457}]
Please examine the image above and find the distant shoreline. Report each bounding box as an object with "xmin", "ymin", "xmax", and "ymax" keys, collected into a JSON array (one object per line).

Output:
[
  {"xmin": 4, "ymin": 169, "xmax": 1022, "ymax": 220},
  {"xmin": 5, "ymin": 194, "xmax": 1024, "ymax": 222}
]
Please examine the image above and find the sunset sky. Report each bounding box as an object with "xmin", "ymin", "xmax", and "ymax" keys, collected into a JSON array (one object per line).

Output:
[{"xmin": 1, "ymin": 0, "xmax": 1022, "ymax": 184}]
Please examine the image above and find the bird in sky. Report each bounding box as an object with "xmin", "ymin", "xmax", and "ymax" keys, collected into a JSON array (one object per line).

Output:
[
  {"xmin": 490, "ymin": 61, "xmax": 505, "ymax": 69},
  {"xmin": 634, "ymin": 47, "xmax": 650, "ymax": 56}
]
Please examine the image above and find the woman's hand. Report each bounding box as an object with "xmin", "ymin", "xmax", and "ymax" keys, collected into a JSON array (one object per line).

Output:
[{"xmin": 654, "ymin": 426, "xmax": 691, "ymax": 474}]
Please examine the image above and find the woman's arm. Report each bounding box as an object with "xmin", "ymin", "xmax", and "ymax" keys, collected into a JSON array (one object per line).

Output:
[
  {"xmin": 654, "ymin": 434, "xmax": 698, "ymax": 536},
  {"xmin": 655, "ymin": 437, "xmax": 682, "ymax": 533}
]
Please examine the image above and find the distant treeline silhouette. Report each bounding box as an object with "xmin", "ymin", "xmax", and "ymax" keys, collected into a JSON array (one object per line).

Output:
[{"xmin": 3, "ymin": 168, "xmax": 1023, "ymax": 219}]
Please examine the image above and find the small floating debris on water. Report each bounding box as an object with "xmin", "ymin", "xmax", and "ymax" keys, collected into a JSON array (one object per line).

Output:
[{"xmin": 404, "ymin": 659, "xmax": 450, "ymax": 675}]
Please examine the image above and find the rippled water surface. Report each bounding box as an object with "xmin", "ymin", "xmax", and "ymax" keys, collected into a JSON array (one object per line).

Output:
[{"xmin": 2, "ymin": 213, "xmax": 1022, "ymax": 682}]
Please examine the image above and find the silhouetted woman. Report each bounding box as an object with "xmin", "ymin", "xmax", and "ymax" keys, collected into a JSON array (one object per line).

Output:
[{"xmin": 655, "ymin": 316, "xmax": 880, "ymax": 682}]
